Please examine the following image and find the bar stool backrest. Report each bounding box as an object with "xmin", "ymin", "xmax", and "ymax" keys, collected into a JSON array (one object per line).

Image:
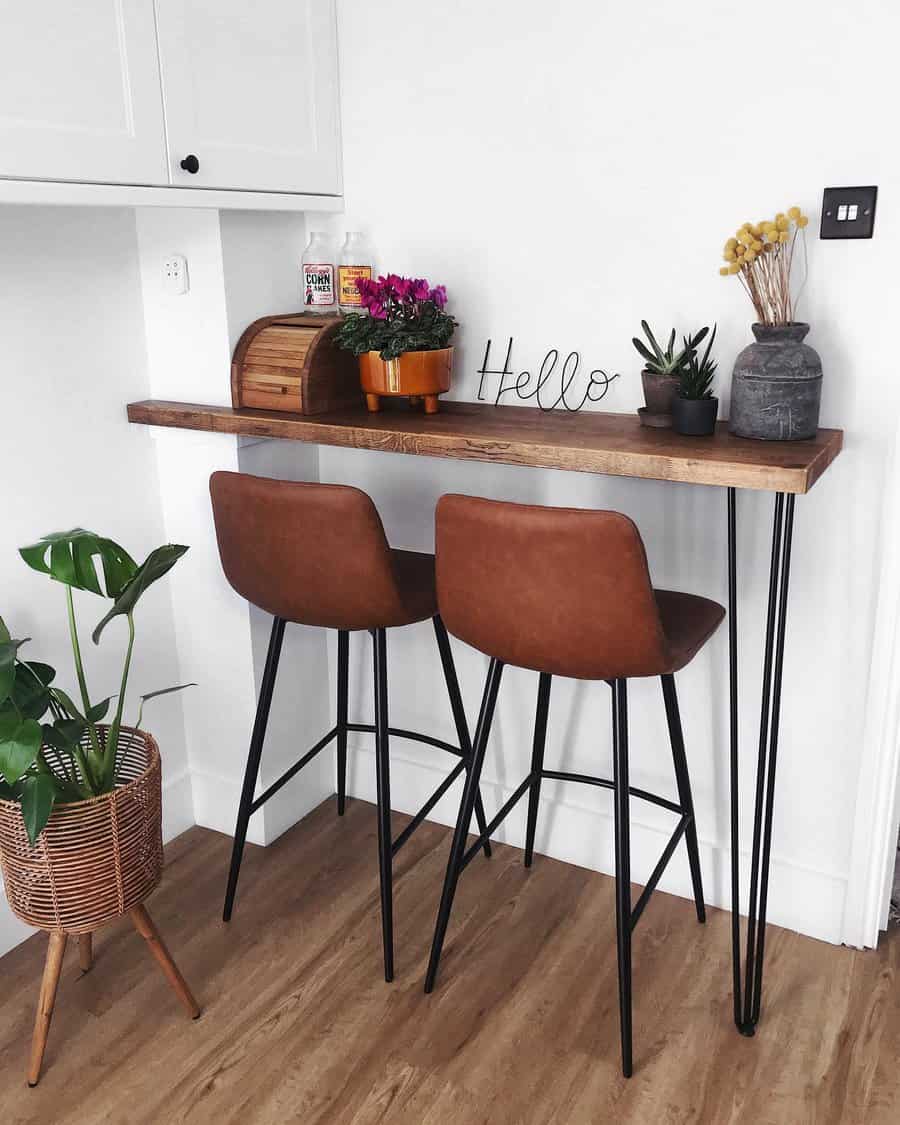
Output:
[
  {"xmin": 210, "ymin": 471, "xmax": 405, "ymax": 629},
  {"xmin": 435, "ymin": 494, "xmax": 669, "ymax": 680}
]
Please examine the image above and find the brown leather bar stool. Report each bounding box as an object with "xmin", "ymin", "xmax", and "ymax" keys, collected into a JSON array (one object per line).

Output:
[
  {"xmin": 209, "ymin": 472, "xmax": 492, "ymax": 981},
  {"xmin": 424, "ymin": 495, "xmax": 725, "ymax": 1076}
]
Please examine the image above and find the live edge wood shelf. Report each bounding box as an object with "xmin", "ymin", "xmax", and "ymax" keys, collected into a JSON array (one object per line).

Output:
[{"xmin": 126, "ymin": 399, "xmax": 843, "ymax": 494}]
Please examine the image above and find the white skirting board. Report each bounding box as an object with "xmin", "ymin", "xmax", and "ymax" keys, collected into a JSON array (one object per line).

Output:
[{"xmin": 344, "ymin": 737, "xmax": 849, "ymax": 947}]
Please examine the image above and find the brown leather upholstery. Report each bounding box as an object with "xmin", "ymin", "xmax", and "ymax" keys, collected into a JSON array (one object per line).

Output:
[
  {"xmin": 435, "ymin": 495, "xmax": 724, "ymax": 681},
  {"xmin": 210, "ymin": 472, "xmax": 436, "ymax": 630}
]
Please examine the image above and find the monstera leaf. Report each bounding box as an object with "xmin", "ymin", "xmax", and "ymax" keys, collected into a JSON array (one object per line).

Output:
[
  {"xmin": 0, "ymin": 618, "xmax": 28, "ymax": 703},
  {"xmin": 13, "ymin": 661, "xmax": 56, "ymax": 720},
  {"xmin": 0, "ymin": 714, "xmax": 41, "ymax": 786},
  {"xmin": 19, "ymin": 530, "xmax": 137, "ymax": 597},
  {"xmin": 92, "ymin": 544, "xmax": 189, "ymax": 643},
  {"xmin": 20, "ymin": 774, "xmax": 56, "ymax": 845}
]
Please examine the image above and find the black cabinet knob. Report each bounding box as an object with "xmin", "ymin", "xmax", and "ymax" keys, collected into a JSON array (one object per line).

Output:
[{"xmin": 180, "ymin": 154, "xmax": 200, "ymax": 174}]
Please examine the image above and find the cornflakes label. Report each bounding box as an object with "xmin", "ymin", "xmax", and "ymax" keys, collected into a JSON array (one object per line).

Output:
[
  {"xmin": 339, "ymin": 265, "xmax": 372, "ymax": 307},
  {"xmin": 302, "ymin": 263, "xmax": 334, "ymax": 307}
]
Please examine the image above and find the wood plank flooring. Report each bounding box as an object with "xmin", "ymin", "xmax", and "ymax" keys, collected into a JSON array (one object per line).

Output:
[{"xmin": 0, "ymin": 798, "xmax": 896, "ymax": 1124}]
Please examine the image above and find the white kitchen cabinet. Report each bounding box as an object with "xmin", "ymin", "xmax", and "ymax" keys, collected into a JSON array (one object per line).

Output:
[
  {"xmin": 0, "ymin": 1, "xmax": 342, "ymax": 199},
  {"xmin": 0, "ymin": 1, "xmax": 168, "ymax": 185},
  {"xmin": 154, "ymin": 0, "xmax": 342, "ymax": 195}
]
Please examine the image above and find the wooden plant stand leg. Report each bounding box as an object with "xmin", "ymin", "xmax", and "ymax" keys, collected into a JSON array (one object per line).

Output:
[
  {"xmin": 77, "ymin": 933, "xmax": 93, "ymax": 973},
  {"xmin": 129, "ymin": 905, "xmax": 200, "ymax": 1019},
  {"xmin": 423, "ymin": 394, "xmax": 439, "ymax": 415},
  {"xmin": 28, "ymin": 931, "xmax": 68, "ymax": 1087},
  {"xmin": 365, "ymin": 393, "xmax": 381, "ymax": 413}
]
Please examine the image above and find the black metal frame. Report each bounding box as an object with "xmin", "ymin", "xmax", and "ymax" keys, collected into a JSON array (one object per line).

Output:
[
  {"xmin": 423, "ymin": 665, "xmax": 705, "ymax": 1078},
  {"xmin": 222, "ymin": 614, "xmax": 492, "ymax": 983},
  {"xmin": 729, "ymin": 487, "xmax": 796, "ymax": 1036}
]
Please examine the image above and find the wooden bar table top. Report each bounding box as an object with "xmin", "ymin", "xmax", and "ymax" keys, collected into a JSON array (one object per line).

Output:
[{"xmin": 127, "ymin": 398, "xmax": 843, "ymax": 495}]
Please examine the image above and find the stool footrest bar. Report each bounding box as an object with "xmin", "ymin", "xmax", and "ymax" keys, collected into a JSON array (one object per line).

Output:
[
  {"xmin": 629, "ymin": 815, "xmax": 689, "ymax": 932},
  {"xmin": 392, "ymin": 758, "xmax": 468, "ymax": 856},
  {"xmin": 347, "ymin": 723, "xmax": 464, "ymax": 757},
  {"xmin": 461, "ymin": 776, "xmax": 534, "ymax": 871},
  {"xmin": 250, "ymin": 727, "xmax": 339, "ymax": 813},
  {"xmin": 540, "ymin": 769, "xmax": 684, "ymax": 817}
]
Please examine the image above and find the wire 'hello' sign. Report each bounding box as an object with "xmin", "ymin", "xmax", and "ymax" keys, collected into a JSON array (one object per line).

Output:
[{"xmin": 476, "ymin": 337, "xmax": 620, "ymax": 412}]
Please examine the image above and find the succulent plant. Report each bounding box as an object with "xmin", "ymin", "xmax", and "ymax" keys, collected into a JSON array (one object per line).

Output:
[
  {"xmin": 632, "ymin": 321, "xmax": 709, "ymax": 377},
  {"xmin": 679, "ymin": 325, "xmax": 718, "ymax": 400}
]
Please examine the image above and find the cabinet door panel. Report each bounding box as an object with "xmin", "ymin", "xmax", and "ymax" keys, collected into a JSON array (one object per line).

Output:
[
  {"xmin": 0, "ymin": 0, "xmax": 168, "ymax": 184},
  {"xmin": 156, "ymin": 0, "xmax": 341, "ymax": 194}
]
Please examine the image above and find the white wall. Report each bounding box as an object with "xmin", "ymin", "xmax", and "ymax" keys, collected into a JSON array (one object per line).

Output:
[
  {"xmin": 0, "ymin": 206, "xmax": 192, "ymax": 955},
  {"xmin": 324, "ymin": 0, "xmax": 900, "ymax": 943},
  {"xmin": 135, "ymin": 208, "xmax": 334, "ymax": 847}
]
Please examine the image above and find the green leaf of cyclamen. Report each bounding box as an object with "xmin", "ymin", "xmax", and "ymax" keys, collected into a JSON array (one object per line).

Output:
[
  {"xmin": 20, "ymin": 774, "xmax": 56, "ymax": 845},
  {"xmin": 0, "ymin": 718, "xmax": 42, "ymax": 785},
  {"xmin": 92, "ymin": 544, "xmax": 189, "ymax": 644}
]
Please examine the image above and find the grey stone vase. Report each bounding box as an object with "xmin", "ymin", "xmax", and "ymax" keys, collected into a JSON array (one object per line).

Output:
[{"xmin": 729, "ymin": 323, "xmax": 822, "ymax": 441}]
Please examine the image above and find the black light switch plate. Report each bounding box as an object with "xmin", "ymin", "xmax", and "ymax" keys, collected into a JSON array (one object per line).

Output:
[{"xmin": 820, "ymin": 185, "xmax": 878, "ymax": 239}]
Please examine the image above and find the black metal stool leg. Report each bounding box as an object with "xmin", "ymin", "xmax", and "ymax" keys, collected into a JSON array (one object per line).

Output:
[
  {"xmin": 661, "ymin": 674, "xmax": 706, "ymax": 923},
  {"xmin": 223, "ymin": 616, "xmax": 286, "ymax": 922},
  {"xmin": 372, "ymin": 627, "xmax": 394, "ymax": 982},
  {"xmin": 336, "ymin": 629, "xmax": 349, "ymax": 815},
  {"xmin": 425, "ymin": 658, "xmax": 504, "ymax": 994},
  {"xmin": 524, "ymin": 673, "xmax": 552, "ymax": 868},
  {"xmin": 432, "ymin": 615, "xmax": 492, "ymax": 858},
  {"xmin": 612, "ymin": 678, "xmax": 633, "ymax": 1079}
]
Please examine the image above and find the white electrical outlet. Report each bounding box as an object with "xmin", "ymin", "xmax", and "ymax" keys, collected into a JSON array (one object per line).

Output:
[{"xmin": 162, "ymin": 254, "xmax": 189, "ymax": 295}]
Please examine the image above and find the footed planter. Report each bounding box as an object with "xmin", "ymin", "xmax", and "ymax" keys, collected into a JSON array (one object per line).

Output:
[
  {"xmin": 729, "ymin": 323, "xmax": 822, "ymax": 441},
  {"xmin": 0, "ymin": 726, "xmax": 200, "ymax": 1087},
  {"xmin": 359, "ymin": 347, "xmax": 453, "ymax": 414}
]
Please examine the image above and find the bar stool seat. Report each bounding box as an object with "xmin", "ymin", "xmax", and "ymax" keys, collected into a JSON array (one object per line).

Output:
[
  {"xmin": 209, "ymin": 472, "xmax": 492, "ymax": 983},
  {"xmin": 654, "ymin": 590, "xmax": 726, "ymax": 672},
  {"xmin": 386, "ymin": 550, "xmax": 437, "ymax": 626}
]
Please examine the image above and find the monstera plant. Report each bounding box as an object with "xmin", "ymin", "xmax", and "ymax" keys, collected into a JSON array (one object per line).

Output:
[{"xmin": 0, "ymin": 530, "xmax": 191, "ymax": 843}]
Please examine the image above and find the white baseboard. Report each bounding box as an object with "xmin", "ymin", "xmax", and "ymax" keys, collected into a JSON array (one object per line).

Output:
[
  {"xmin": 190, "ymin": 751, "xmax": 334, "ymax": 847},
  {"xmin": 346, "ymin": 739, "xmax": 848, "ymax": 946},
  {"xmin": 162, "ymin": 767, "xmax": 196, "ymax": 843}
]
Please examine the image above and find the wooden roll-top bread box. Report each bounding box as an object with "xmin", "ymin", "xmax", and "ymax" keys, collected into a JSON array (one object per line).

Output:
[{"xmin": 231, "ymin": 314, "xmax": 361, "ymax": 415}]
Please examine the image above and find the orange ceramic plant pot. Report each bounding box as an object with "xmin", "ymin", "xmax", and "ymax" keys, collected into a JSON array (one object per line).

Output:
[{"xmin": 359, "ymin": 347, "xmax": 453, "ymax": 414}]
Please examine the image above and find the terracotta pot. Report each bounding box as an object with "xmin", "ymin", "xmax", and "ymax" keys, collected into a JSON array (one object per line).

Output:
[
  {"xmin": 640, "ymin": 370, "xmax": 681, "ymax": 417},
  {"xmin": 0, "ymin": 727, "xmax": 162, "ymax": 934},
  {"xmin": 359, "ymin": 347, "xmax": 453, "ymax": 414}
]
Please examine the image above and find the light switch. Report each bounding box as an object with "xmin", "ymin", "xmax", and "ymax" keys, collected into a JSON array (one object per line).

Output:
[{"xmin": 820, "ymin": 186, "xmax": 877, "ymax": 239}]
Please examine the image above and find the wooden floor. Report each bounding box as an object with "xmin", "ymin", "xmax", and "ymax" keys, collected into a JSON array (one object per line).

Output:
[{"xmin": 1, "ymin": 799, "xmax": 897, "ymax": 1125}]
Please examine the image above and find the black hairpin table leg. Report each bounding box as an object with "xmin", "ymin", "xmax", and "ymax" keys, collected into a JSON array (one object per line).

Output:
[{"xmin": 729, "ymin": 486, "xmax": 796, "ymax": 1036}]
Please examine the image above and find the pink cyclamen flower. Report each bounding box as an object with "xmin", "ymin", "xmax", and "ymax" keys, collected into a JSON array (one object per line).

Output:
[
  {"xmin": 411, "ymin": 278, "xmax": 430, "ymax": 301},
  {"xmin": 393, "ymin": 276, "xmax": 413, "ymax": 301},
  {"xmin": 429, "ymin": 285, "xmax": 447, "ymax": 309},
  {"xmin": 368, "ymin": 299, "xmax": 387, "ymax": 320}
]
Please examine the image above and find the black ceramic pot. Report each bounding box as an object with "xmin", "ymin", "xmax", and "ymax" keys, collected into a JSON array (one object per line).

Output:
[{"xmin": 672, "ymin": 395, "xmax": 718, "ymax": 437}]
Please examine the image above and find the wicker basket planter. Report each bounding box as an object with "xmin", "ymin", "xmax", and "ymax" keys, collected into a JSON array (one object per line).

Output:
[
  {"xmin": 0, "ymin": 726, "xmax": 199, "ymax": 1087},
  {"xmin": 0, "ymin": 727, "xmax": 163, "ymax": 934}
]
